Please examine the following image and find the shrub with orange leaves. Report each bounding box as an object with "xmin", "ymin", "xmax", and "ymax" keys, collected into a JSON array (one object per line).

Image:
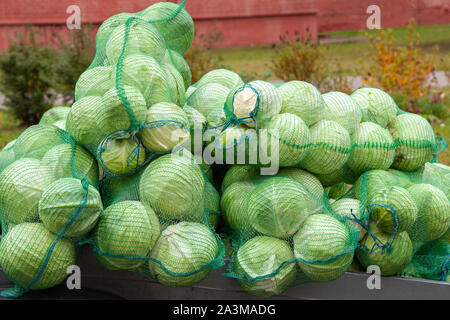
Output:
[{"xmin": 363, "ymin": 19, "xmax": 437, "ymax": 100}]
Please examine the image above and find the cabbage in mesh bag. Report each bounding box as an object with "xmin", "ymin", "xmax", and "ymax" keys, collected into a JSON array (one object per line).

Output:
[
  {"xmin": 0, "ymin": 128, "xmax": 100, "ymax": 297},
  {"xmin": 0, "ymin": 223, "xmax": 76, "ymax": 291},
  {"xmin": 224, "ymin": 81, "xmax": 281, "ymax": 128},
  {"xmin": 235, "ymin": 236, "xmax": 296, "ymax": 297},
  {"xmin": 149, "ymin": 222, "xmax": 220, "ymax": 287},
  {"xmin": 322, "ymin": 91, "xmax": 362, "ymax": 136},
  {"xmin": 92, "ymin": 200, "xmax": 160, "ymax": 270},
  {"xmin": 300, "ymin": 120, "xmax": 351, "ymax": 175},
  {"xmin": 350, "ymin": 87, "xmax": 398, "ymax": 128},
  {"xmin": 194, "ymin": 69, "xmax": 244, "ymax": 90},
  {"xmin": 39, "ymin": 106, "xmax": 71, "ymax": 126},
  {"xmin": 139, "ymin": 153, "xmax": 205, "ymax": 221},
  {"xmin": 276, "ymin": 81, "xmax": 326, "ymax": 127}
]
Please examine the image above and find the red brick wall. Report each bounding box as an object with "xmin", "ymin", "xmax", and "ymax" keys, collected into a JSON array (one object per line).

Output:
[
  {"xmin": 0, "ymin": 0, "xmax": 449, "ymax": 51},
  {"xmin": 0, "ymin": 0, "xmax": 318, "ymax": 51},
  {"xmin": 318, "ymin": 0, "xmax": 450, "ymax": 32}
]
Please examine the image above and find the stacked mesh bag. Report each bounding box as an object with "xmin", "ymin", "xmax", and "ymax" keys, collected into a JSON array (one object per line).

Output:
[
  {"xmin": 0, "ymin": 1, "xmax": 224, "ymax": 297},
  {"xmin": 0, "ymin": 124, "xmax": 101, "ymax": 297},
  {"xmin": 0, "ymin": 0, "xmax": 448, "ymax": 299},
  {"xmin": 214, "ymin": 81, "xmax": 449, "ymax": 296}
]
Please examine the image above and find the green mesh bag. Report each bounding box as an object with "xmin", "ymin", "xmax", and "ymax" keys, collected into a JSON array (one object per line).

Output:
[
  {"xmin": 66, "ymin": 1, "xmax": 193, "ymax": 178},
  {"xmin": 0, "ymin": 125, "xmax": 101, "ymax": 298},
  {"xmin": 348, "ymin": 162, "xmax": 450, "ymax": 281},
  {"xmin": 350, "ymin": 87, "xmax": 399, "ymax": 128},
  {"xmin": 194, "ymin": 69, "xmax": 244, "ymax": 90},
  {"xmin": 85, "ymin": 150, "xmax": 225, "ymax": 288},
  {"xmin": 322, "ymin": 91, "xmax": 363, "ymax": 136},
  {"xmin": 276, "ymin": 81, "xmax": 326, "ymax": 127},
  {"xmin": 39, "ymin": 106, "xmax": 71, "ymax": 126},
  {"xmin": 222, "ymin": 173, "xmax": 359, "ymax": 297}
]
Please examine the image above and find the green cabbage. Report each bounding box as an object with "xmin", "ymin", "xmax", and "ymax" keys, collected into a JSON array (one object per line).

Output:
[
  {"xmin": 39, "ymin": 106, "xmax": 71, "ymax": 125},
  {"xmin": 42, "ymin": 144, "xmax": 99, "ymax": 188},
  {"xmin": 407, "ymin": 184, "xmax": 450, "ymax": 241},
  {"xmin": 354, "ymin": 170, "xmax": 397, "ymax": 200},
  {"xmin": 105, "ymin": 21, "xmax": 165, "ymax": 65},
  {"xmin": 221, "ymin": 181, "xmax": 256, "ymax": 232},
  {"xmin": 262, "ymin": 113, "xmax": 311, "ymax": 167},
  {"xmin": 327, "ymin": 182, "xmax": 349, "ymax": 200},
  {"xmin": 0, "ymin": 159, "xmax": 55, "ymax": 224},
  {"xmin": 247, "ymin": 177, "xmax": 318, "ymax": 238},
  {"xmin": 419, "ymin": 162, "xmax": 450, "ymax": 199},
  {"xmin": 93, "ymin": 201, "xmax": 160, "ymax": 270},
  {"xmin": 348, "ymin": 122, "xmax": 395, "ymax": 174},
  {"xmin": 38, "ymin": 178, "xmax": 102, "ymax": 237},
  {"xmin": 100, "ymin": 134, "xmax": 146, "ymax": 176},
  {"xmin": 276, "ymin": 81, "xmax": 326, "ymax": 127},
  {"xmin": 276, "ymin": 168, "xmax": 324, "ymax": 199},
  {"xmin": 322, "ymin": 91, "xmax": 362, "ymax": 136},
  {"xmin": 387, "ymin": 169, "xmax": 414, "ymax": 188},
  {"xmin": 300, "ymin": 120, "xmax": 351, "ymax": 175},
  {"xmin": 236, "ymin": 236, "xmax": 296, "ymax": 297},
  {"xmin": 95, "ymin": 12, "xmax": 138, "ymax": 48},
  {"xmin": 139, "ymin": 153, "xmax": 205, "ymax": 221},
  {"xmin": 163, "ymin": 49, "xmax": 192, "ymax": 90},
  {"xmin": 0, "ymin": 223, "xmax": 76, "ymax": 290},
  {"xmin": 357, "ymin": 227, "xmax": 413, "ymax": 276},
  {"xmin": 331, "ymin": 198, "xmax": 367, "ymax": 241},
  {"xmin": 149, "ymin": 222, "xmax": 219, "ymax": 287},
  {"xmin": 141, "ymin": 102, "xmax": 190, "ymax": 152},
  {"xmin": 0, "ymin": 149, "xmax": 16, "ymax": 173},
  {"xmin": 74, "ymin": 66, "xmax": 114, "ymax": 101},
  {"xmin": 13, "ymin": 125, "xmax": 65, "ymax": 160},
  {"xmin": 222, "ymin": 165, "xmax": 260, "ymax": 192},
  {"xmin": 390, "ymin": 113, "xmax": 435, "ymax": 171},
  {"xmin": 163, "ymin": 62, "xmax": 186, "ymax": 106},
  {"xmin": 195, "ymin": 69, "xmax": 244, "ymax": 90},
  {"xmin": 186, "ymin": 86, "xmax": 197, "ymax": 100},
  {"xmin": 98, "ymin": 86, "xmax": 147, "ymax": 136},
  {"xmin": 66, "ymin": 96, "xmax": 105, "ymax": 150},
  {"xmin": 351, "ymin": 88, "xmax": 398, "ymax": 128},
  {"xmin": 3, "ymin": 139, "xmax": 16, "ymax": 151},
  {"xmin": 187, "ymin": 83, "xmax": 230, "ymax": 117},
  {"xmin": 140, "ymin": 2, "xmax": 194, "ymax": 55},
  {"xmin": 204, "ymin": 181, "xmax": 220, "ymax": 228},
  {"xmin": 116, "ymin": 54, "xmax": 170, "ymax": 106},
  {"xmin": 368, "ymin": 186, "xmax": 418, "ymax": 233},
  {"xmin": 226, "ymin": 81, "xmax": 281, "ymax": 127},
  {"xmin": 293, "ymin": 214, "xmax": 354, "ymax": 282}
]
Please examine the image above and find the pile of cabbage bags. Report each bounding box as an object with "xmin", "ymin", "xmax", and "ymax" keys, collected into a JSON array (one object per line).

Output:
[{"xmin": 0, "ymin": 0, "xmax": 448, "ymax": 299}]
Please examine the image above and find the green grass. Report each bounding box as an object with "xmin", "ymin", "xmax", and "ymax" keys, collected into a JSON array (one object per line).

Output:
[
  {"xmin": 0, "ymin": 110, "xmax": 24, "ymax": 150},
  {"xmin": 212, "ymin": 25, "xmax": 450, "ymax": 78}
]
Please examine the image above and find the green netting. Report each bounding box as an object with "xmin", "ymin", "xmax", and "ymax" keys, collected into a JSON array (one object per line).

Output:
[
  {"xmin": 39, "ymin": 106, "xmax": 71, "ymax": 126},
  {"xmin": 87, "ymin": 151, "xmax": 225, "ymax": 287},
  {"xmin": 66, "ymin": 0, "xmax": 194, "ymax": 178},
  {"xmin": 222, "ymin": 173, "xmax": 360, "ymax": 297},
  {"xmin": 1, "ymin": 0, "xmax": 449, "ymax": 298},
  {"xmin": 0, "ymin": 125, "xmax": 100, "ymax": 297}
]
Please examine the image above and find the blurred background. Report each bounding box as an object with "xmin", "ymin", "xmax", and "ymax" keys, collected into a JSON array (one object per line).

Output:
[{"xmin": 0, "ymin": 0, "xmax": 449, "ymax": 163}]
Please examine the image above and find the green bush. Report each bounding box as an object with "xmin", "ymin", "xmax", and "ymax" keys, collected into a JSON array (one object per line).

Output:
[
  {"xmin": 184, "ymin": 29, "xmax": 228, "ymax": 83},
  {"xmin": 0, "ymin": 28, "xmax": 58, "ymax": 125},
  {"xmin": 271, "ymin": 30, "xmax": 352, "ymax": 93}
]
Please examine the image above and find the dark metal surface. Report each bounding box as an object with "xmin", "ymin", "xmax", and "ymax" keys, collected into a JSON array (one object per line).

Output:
[{"xmin": 0, "ymin": 245, "xmax": 449, "ymax": 300}]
